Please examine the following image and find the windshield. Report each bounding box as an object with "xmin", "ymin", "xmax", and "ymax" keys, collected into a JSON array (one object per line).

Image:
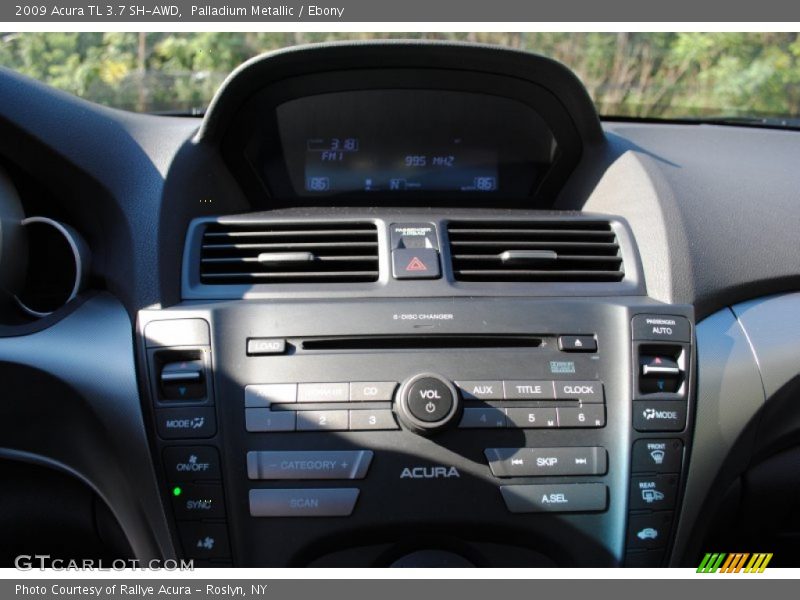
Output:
[{"xmin": 2, "ymin": 32, "xmax": 799, "ymax": 122}]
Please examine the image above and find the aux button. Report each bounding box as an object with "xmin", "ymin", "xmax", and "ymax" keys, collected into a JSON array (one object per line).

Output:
[{"xmin": 398, "ymin": 373, "xmax": 461, "ymax": 434}]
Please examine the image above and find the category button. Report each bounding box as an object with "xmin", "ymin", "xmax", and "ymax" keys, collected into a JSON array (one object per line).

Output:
[
  {"xmin": 630, "ymin": 474, "xmax": 679, "ymax": 510},
  {"xmin": 297, "ymin": 382, "xmax": 349, "ymax": 403},
  {"xmin": 163, "ymin": 446, "xmax": 221, "ymax": 482},
  {"xmin": 455, "ymin": 380, "xmax": 504, "ymax": 400},
  {"xmin": 247, "ymin": 450, "xmax": 373, "ymax": 480},
  {"xmin": 485, "ymin": 447, "xmax": 607, "ymax": 477},
  {"xmin": 504, "ymin": 381, "xmax": 556, "ymax": 399},
  {"xmin": 500, "ymin": 483, "xmax": 607, "ymax": 513},
  {"xmin": 249, "ymin": 488, "xmax": 360, "ymax": 517},
  {"xmin": 632, "ymin": 439, "xmax": 683, "ymax": 473},
  {"xmin": 349, "ymin": 381, "xmax": 398, "ymax": 402},
  {"xmin": 555, "ymin": 381, "xmax": 604, "ymax": 403}
]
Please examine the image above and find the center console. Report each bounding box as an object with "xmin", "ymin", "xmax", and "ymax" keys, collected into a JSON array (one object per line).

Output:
[{"xmin": 137, "ymin": 215, "xmax": 694, "ymax": 568}]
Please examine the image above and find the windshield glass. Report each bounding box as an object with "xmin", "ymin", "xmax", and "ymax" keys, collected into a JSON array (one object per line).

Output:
[{"xmin": 2, "ymin": 32, "xmax": 799, "ymax": 121}]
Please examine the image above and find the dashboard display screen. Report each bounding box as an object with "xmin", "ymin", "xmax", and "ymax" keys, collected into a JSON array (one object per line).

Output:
[{"xmin": 275, "ymin": 90, "xmax": 555, "ymax": 197}]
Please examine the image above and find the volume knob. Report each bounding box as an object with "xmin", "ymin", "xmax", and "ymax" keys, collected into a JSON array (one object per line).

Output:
[{"xmin": 397, "ymin": 373, "xmax": 461, "ymax": 434}]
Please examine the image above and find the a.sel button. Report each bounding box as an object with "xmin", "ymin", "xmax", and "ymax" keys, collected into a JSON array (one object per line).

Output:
[
  {"xmin": 156, "ymin": 407, "xmax": 216, "ymax": 439},
  {"xmin": 163, "ymin": 446, "xmax": 220, "ymax": 481},
  {"xmin": 249, "ymin": 488, "xmax": 360, "ymax": 517},
  {"xmin": 630, "ymin": 474, "xmax": 679, "ymax": 510},
  {"xmin": 633, "ymin": 401, "xmax": 687, "ymax": 432},
  {"xmin": 171, "ymin": 484, "xmax": 226, "ymax": 519},
  {"xmin": 500, "ymin": 483, "xmax": 607, "ymax": 513},
  {"xmin": 486, "ymin": 447, "xmax": 607, "ymax": 477},
  {"xmin": 555, "ymin": 381, "xmax": 604, "ymax": 403},
  {"xmin": 627, "ymin": 511, "xmax": 673, "ymax": 550},
  {"xmin": 178, "ymin": 522, "xmax": 230, "ymax": 560},
  {"xmin": 632, "ymin": 439, "xmax": 683, "ymax": 473}
]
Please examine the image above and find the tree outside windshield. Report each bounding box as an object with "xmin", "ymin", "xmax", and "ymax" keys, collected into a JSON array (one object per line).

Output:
[{"xmin": 1, "ymin": 32, "xmax": 799, "ymax": 119}]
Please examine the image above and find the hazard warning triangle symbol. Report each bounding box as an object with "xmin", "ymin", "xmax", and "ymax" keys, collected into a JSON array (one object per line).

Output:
[{"xmin": 406, "ymin": 257, "xmax": 428, "ymax": 271}]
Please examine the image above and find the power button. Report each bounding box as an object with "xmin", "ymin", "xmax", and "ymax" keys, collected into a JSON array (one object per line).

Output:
[{"xmin": 398, "ymin": 374, "xmax": 460, "ymax": 433}]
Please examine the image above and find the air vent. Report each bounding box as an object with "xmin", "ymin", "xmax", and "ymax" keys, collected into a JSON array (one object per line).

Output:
[
  {"xmin": 200, "ymin": 222, "xmax": 379, "ymax": 284},
  {"xmin": 447, "ymin": 221, "xmax": 624, "ymax": 282}
]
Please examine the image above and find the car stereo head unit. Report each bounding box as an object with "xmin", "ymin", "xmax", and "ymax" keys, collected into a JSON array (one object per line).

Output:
[{"xmin": 138, "ymin": 295, "xmax": 694, "ymax": 568}]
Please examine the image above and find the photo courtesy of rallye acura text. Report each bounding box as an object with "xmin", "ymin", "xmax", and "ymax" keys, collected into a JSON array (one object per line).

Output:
[
  {"xmin": 1, "ymin": 32, "xmax": 799, "ymax": 568},
  {"xmin": 15, "ymin": 584, "xmax": 265, "ymax": 597}
]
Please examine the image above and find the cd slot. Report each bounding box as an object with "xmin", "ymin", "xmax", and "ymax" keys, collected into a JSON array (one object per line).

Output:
[{"xmin": 301, "ymin": 335, "xmax": 543, "ymax": 351}]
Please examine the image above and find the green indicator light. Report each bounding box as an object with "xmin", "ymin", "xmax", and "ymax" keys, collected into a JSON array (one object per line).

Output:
[{"xmin": 172, "ymin": 486, "xmax": 182, "ymax": 497}]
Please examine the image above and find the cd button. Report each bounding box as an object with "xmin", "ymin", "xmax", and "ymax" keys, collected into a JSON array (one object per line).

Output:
[{"xmin": 349, "ymin": 381, "xmax": 398, "ymax": 402}]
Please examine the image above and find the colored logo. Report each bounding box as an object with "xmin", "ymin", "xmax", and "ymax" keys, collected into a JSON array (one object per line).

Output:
[{"xmin": 697, "ymin": 553, "xmax": 773, "ymax": 573}]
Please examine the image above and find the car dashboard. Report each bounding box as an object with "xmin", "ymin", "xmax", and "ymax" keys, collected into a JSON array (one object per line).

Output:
[{"xmin": 1, "ymin": 41, "xmax": 799, "ymax": 568}]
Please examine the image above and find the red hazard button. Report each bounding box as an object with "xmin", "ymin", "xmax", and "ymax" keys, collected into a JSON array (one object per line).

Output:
[{"xmin": 392, "ymin": 248, "xmax": 441, "ymax": 280}]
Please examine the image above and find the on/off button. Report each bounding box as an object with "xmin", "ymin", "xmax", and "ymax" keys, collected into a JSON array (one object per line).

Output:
[{"xmin": 405, "ymin": 378, "xmax": 454, "ymax": 422}]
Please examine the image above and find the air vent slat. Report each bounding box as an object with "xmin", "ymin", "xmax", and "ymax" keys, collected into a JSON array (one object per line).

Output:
[
  {"xmin": 202, "ymin": 256, "xmax": 377, "ymax": 264},
  {"xmin": 448, "ymin": 220, "xmax": 624, "ymax": 283},
  {"xmin": 200, "ymin": 222, "xmax": 379, "ymax": 285}
]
